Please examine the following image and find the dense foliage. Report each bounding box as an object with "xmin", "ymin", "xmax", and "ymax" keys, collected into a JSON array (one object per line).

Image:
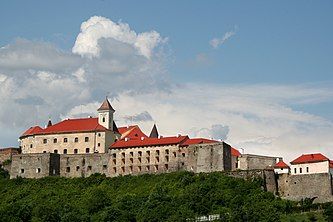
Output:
[{"xmin": 0, "ymin": 170, "xmax": 324, "ymax": 221}]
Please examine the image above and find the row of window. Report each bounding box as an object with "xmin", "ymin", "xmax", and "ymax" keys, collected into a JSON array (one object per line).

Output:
[
  {"xmin": 294, "ymin": 167, "xmax": 309, "ymax": 174},
  {"xmin": 46, "ymin": 148, "xmax": 92, "ymax": 154},
  {"xmin": 112, "ymin": 150, "xmax": 186, "ymax": 159},
  {"xmin": 65, "ymin": 164, "xmax": 170, "ymax": 174},
  {"xmin": 43, "ymin": 136, "xmax": 92, "ymax": 144}
]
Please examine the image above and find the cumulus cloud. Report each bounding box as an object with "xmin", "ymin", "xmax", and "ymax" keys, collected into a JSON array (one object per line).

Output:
[
  {"xmin": 1, "ymin": 16, "xmax": 333, "ymax": 164},
  {"xmin": 210, "ymin": 29, "xmax": 236, "ymax": 49},
  {"xmin": 72, "ymin": 16, "xmax": 166, "ymax": 59}
]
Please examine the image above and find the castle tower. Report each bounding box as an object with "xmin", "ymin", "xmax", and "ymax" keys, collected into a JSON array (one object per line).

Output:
[
  {"xmin": 97, "ymin": 97, "xmax": 115, "ymax": 130},
  {"xmin": 149, "ymin": 124, "xmax": 159, "ymax": 138}
]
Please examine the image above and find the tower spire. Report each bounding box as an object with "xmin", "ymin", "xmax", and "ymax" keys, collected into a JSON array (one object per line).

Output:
[{"xmin": 149, "ymin": 124, "xmax": 159, "ymax": 138}]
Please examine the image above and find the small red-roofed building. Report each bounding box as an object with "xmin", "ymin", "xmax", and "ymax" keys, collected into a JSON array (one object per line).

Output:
[
  {"xmin": 290, "ymin": 153, "xmax": 331, "ymax": 175},
  {"xmin": 273, "ymin": 160, "xmax": 290, "ymax": 174}
]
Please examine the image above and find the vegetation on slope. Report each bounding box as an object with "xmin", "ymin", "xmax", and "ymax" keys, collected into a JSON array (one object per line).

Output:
[{"xmin": 0, "ymin": 168, "xmax": 332, "ymax": 222}]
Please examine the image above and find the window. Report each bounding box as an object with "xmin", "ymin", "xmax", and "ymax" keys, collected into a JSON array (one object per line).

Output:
[
  {"xmin": 138, "ymin": 151, "xmax": 142, "ymax": 157},
  {"xmin": 138, "ymin": 166, "xmax": 142, "ymax": 172},
  {"xmin": 146, "ymin": 151, "xmax": 150, "ymax": 156},
  {"xmin": 165, "ymin": 164, "xmax": 169, "ymax": 170},
  {"xmin": 138, "ymin": 157, "xmax": 142, "ymax": 163},
  {"xmin": 130, "ymin": 152, "xmax": 133, "ymax": 157},
  {"xmin": 113, "ymin": 167, "xmax": 117, "ymax": 173},
  {"xmin": 30, "ymin": 144, "xmax": 33, "ymax": 148},
  {"xmin": 86, "ymin": 148, "xmax": 90, "ymax": 153},
  {"xmin": 66, "ymin": 167, "xmax": 70, "ymax": 173},
  {"xmin": 130, "ymin": 166, "xmax": 133, "ymax": 172},
  {"xmin": 146, "ymin": 166, "xmax": 150, "ymax": 171},
  {"xmin": 121, "ymin": 167, "xmax": 125, "ymax": 173},
  {"xmin": 181, "ymin": 162, "xmax": 185, "ymax": 166},
  {"xmin": 87, "ymin": 166, "xmax": 92, "ymax": 171},
  {"xmin": 103, "ymin": 165, "xmax": 107, "ymax": 170},
  {"xmin": 121, "ymin": 152, "xmax": 125, "ymax": 158},
  {"xmin": 85, "ymin": 137, "xmax": 89, "ymax": 142},
  {"xmin": 156, "ymin": 157, "xmax": 159, "ymax": 162},
  {"xmin": 155, "ymin": 165, "xmax": 159, "ymax": 171},
  {"xmin": 98, "ymin": 133, "xmax": 101, "ymax": 137},
  {"xmin": 122, "ymin": 159, "xmax": 125, "ymax": 164},
  {"xmin": 130, "ymin": 158, "xmax": 133, "ymax": 164},
  {"xmin": 299, "ymin": 168, "xmax": 302, "ymax": 173},
  {"xmin": 182, "ymin": 153, "xmax": 186, "ymax": 157},
  {"xmin": 294, "ymin": 168, "xmax": 296, "ymax": 174},
  {"xmin": 76, "ymin": 166, "xmax": 80, "ymax": 171},
  {"xmin": 156, "ymin": 150, "xmax": 160, "ymax": 155},
  {"xmin": 165, "ymin": 156, "xmax": 169, "ymax": 162},
  {"xmin": 43, "ymin": 151, "xmax": 46, "ymax": 153},
  {"xmin": 53, "ymin": 138, "xmax": 57, "ymax": 143},
  {"xmin": 54, "ymin": 149, "xmax": 58, "ymax": 154},
  {"xmin": 36, "ymin": 168, "xmax": 41, "ymax": 173},
  {"xmin": 20, "ymin": 169, "xmax": 24, "ymax": 174},
  {"xmin": 113, "ymin": 159, "xmax": 117, "ymax": 165},
  {"xmin": 146, "ymin": 157, "xmax": 150, "ymax": 163},
  {"xmin": 165, "ymin": 149, "xmax": 169, "ymax": 155},
  {"xmin": 74, "ymin": 137, "xmax": 79, "ymax": 143},
  {"xmin": 306, "ymin": 167, "xmax": 309, "ymax": 173},
  {"xmin": 43, "ymin": 139, "xmax": 47, "ymax": 144},
  {"xmin": 74, "ymin": 149, "xmax": 78, "ymax": 154},
  {"xmin": 173, "ymin": 152, "xmax": 177, "ymax": 157},
  {"xmin": 63, "ymin": 149, "xmax": 67, "ymax": 154},
  {"xmin": 98, "ymin": 143, "xmax": 101, "ymax": 147},
  {"xmin": 102, "ymin": 117, "xmax": 105, "ymax": 122},
  {"xmin": 112, "ymin": 153, "xmax": 116, "ymax": 158},
  {"xmin": 64, "ymin": 138, "xmax": 68, "ymax": 143}
]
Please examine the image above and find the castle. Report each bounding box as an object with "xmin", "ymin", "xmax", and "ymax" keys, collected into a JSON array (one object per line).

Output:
[{"xmin": 10, "ymin": 98, "xmax": 233, "ymax": 179}]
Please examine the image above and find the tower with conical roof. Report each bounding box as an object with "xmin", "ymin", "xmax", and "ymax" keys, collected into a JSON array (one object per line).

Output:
[
  {"xmin": 97, "ymin": 97, "xmax": 115, "ymax": 130},
  {"xmin": 149, "ymin": 124, "xmax": 159, "ymax": 138}
]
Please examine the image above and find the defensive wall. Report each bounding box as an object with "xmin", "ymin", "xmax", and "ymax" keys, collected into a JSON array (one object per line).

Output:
[
  {"xmin": 238, "ymin": 154, "xmax": 282, "ymax": 170},
  {"xmin": 10, "ymin": 143, "xmax": 231, "ymax": 179},
  {"xmin": 277, "ymin": 173, "xmax": 333, "ymax": 203}
]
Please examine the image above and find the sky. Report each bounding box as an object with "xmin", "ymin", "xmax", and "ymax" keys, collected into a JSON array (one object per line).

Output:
[{"xmin": 0, "ymin": 1, "xmax": 332, "ymax": 161}]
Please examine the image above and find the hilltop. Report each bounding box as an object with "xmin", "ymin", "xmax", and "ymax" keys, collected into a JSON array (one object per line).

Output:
[{"xmin": 0, "ymin": 168, "xmax": 331, "ymax": 221}]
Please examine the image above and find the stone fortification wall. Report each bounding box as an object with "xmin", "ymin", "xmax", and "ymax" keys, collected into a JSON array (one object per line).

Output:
[
  {"xmin": 225, "ymin": 169, "xmax": 277, "ymax": 194},
  {"xmin": 10, "ymin": 142, "xmax": 231, "ymax": 179},
  {"xmin": 10, "ymin": 153, "xmax": 60, "ymax": 179},
  {"xmin": 238, "ymin": 154, "xmax": 281, "ymax": 170},
  {"xmin": 278, "ymin": 173, "xmax": 333, "ymax": 203},
  {"xmin": 0, "ymin": 148, "xmax": 19, "ymax": 164},
  {"xmin": 187, "ymin": 142, "xmax": 231, "ymax": 173}
]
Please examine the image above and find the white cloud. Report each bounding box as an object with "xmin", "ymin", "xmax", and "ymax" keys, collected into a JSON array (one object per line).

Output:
[
  {"xmin": 1, "ymin": 16, "xmax": 333, "ymax": 164},
  {"xmin": 72, "ymin": 16, "xmax": 166, "ymax": 59},
  {"xmin": 210, "ymin": 30, "xmax": 236, "ymax": 49}
]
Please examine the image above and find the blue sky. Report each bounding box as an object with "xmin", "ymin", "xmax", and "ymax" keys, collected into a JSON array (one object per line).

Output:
[{"xmin": 0, "ymin": 1, "xmax": 333, "ymax": 159}]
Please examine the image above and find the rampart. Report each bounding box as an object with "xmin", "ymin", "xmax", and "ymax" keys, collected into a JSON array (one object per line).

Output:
[{"xmin": 277, "ymin": 173, "xmax": 333, "ymax": 203}]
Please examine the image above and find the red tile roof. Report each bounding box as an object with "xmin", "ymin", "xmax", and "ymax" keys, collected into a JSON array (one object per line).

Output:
[
  {"xmin": 110, "ymin": 135, "xmax": 189, "ymax": 149},
  {"xmin": 290, "ymin": 153, "xmax": 329, "ymax": 164},
  {"xmin": 274, "ymin": 160, "xmax": 289, "ymax": 169},
  {"xmin": 180, "ymin": 138, "xmax": 219, "ymax": 146},
  {"xmin": 231, "ymin": 147, "xmax": 241, "ymax": 157},
  {"xmin": 21, "ymin": 126, "xmax": 43, "ymax": 137},
  {"xmin": 20, "ymin": 118, "xmax": 108, "ymax": 138},
  {"xmin": 117, "ymin": 125, "xmax": 148, "ymax": 140}
]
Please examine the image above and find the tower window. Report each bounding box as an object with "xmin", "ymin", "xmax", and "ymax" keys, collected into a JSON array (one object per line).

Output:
[
  {"xmin": 53, "ymin": 138, "xmax": 57, "ymax": 143},
  {"xmin": 306, "ymin": 167, "xmax": 309, "ymax": 173},
  {"xmin": 66, "ymin": 167, "xmax": 70, "ymax": 173},
  {"xmin": 63, "ymin": 149, "xmax": 67, "ymax": 154},
  {"xmin": 64, "ymin": 138, "xmax": 68, "ymax": 143},
  {"xmin": 43, "ymin": 139, "xmax": 47, "ymax": 144},
  {"xmin": 85, "ymin": 137, "xmax": 89, "ymax": 142},
  {"xmin": 86, "ymin": 148, "xmax": 90, "ymax": 153},
  {"xmin": 74, "ymin": 137, "xmax": 79, "ymax": 143},
  {"xmin": 30, "ymin": 144, "xmax": 33, "ymax": 148},
  {"xmin": 98, "ymin": 143, "xmax": 101, "ymax": 147},
  {"xmin": 54, "ymin": 149, "xmax": 58, "ymax": 154},
  {"xmin": 102, "ymin": 117, "xmax": 105, "ymax": 123},
  {"xmin": 74, "ymin": 149, "xmax": 78, "ymax": 154}
]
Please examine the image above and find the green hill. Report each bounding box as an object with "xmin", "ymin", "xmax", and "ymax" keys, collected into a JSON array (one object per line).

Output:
[{"xmin": 0, "ymin": 168, "xmax": 328, "ymax": 221}]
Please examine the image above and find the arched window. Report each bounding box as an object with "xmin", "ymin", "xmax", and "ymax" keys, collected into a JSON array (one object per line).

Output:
[
  {"xmin": 102, "ymin": 117, "xmax": 105, "ymax": 122},
  {"xmin": 63, "ymin": 149, "xmax": 67, "ymax": 154},
  {"xmin": 74, "ymin": 137, "xmax": 78, "ymax": 143}
]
